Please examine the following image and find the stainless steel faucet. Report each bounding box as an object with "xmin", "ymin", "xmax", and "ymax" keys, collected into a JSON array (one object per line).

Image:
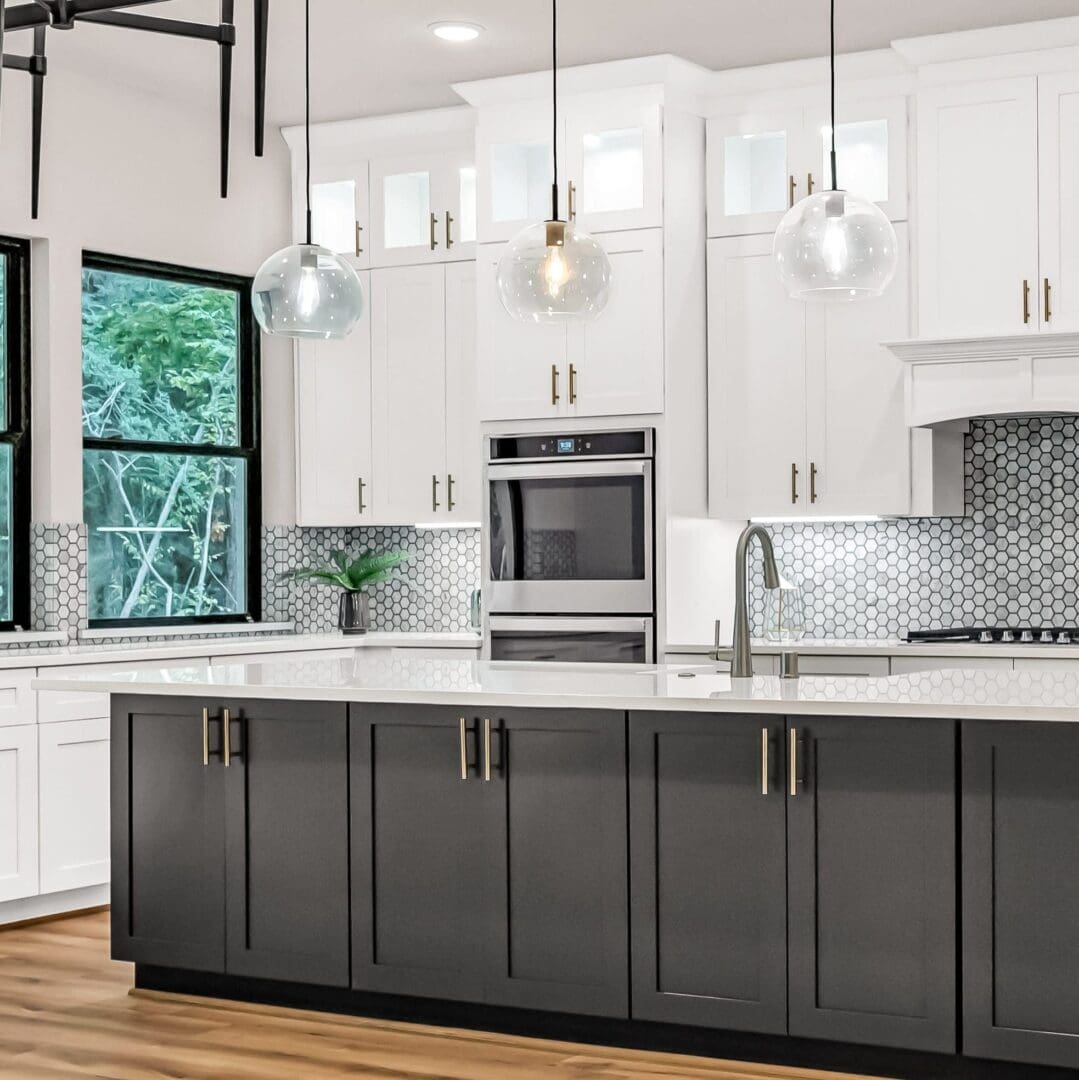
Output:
[{"xmin": 729, "ymin": 523, "xmax": 780, "ymax": 678}]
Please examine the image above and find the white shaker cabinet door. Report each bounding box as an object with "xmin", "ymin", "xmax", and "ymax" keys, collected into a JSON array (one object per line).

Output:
[
  {"xmin": 444, "ymin": 262, "xmax": 482, "ymax": 522},
  {"xmin": 294, "ymin": 278, "xmax": 374, "ymax": 527},
  {"xmin": 1038, "ymin": 72, "xmax": 1079, "ymax": 333},
  {"xmin": 568, "ymin": 228, "xmax": 665, "ymax": 417},
  {"xmin": 916, "ymin": 77, "xmax": 1039, "ymax": 338},
  {"xmin": 371, "ymin": 264, "xmax": 448, "ymax": 524},
  {"xmin": 39, "ymin": 717, "xmax": 110, "ymax": 895},
  {"xmin": 307, "ymin": 161, "xmax": 370, "ymax": 271},
  {"xmin": 476, "ymin": 246, "xmax": 570, "ymax": 422},
  {"xmin": 708, "ymin": 235, "xmax": 808, "ymax": 520},
  {"xmin": 0, "ymin": 724, "xmax": 38, "ymax": 903},
  {"xmin": 805, "ymin": 224, "xmax": 913, "ymax": 517},
  {"xmin": 0, "ymin": 668, "xmax": 36, "ymax": 727}
]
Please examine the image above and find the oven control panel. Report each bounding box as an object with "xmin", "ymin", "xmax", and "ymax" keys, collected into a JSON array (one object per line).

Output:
[{"xmin": 489, "ymin": 430, "xmax": 652, "ymax": 461}]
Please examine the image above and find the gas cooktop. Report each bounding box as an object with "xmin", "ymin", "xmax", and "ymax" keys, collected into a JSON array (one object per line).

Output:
[{"xmin": 904, "ymin": 627, "xmax": 1079, "ymax": 645}]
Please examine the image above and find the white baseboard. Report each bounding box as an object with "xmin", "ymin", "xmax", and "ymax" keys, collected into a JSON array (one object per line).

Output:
[{"xmin": 0, "ymin": 884, "xmax": 110, "ymax": 926}]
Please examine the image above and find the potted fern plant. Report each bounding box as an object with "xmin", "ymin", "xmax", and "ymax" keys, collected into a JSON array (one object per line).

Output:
[{"xmin": 284, "ymin": 548, "xmax": 411, "ymax": 634}]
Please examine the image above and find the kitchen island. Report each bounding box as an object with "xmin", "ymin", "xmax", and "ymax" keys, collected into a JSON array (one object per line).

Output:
[{"xmin": 32, "ymin": 655, "xmax": 1079, "ymax": 1080}]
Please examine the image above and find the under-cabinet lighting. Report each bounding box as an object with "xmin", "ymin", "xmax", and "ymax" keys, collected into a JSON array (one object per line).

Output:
[
  {"xmin": 750, "ymin": 515, "xmax": 883, "ymax": 524},
  {"xmin": 429, "ymin": 21, "xmax": 484, "ymax": 42}
]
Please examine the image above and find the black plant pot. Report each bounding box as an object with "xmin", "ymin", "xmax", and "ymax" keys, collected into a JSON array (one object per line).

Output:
[{"xmin": 338, "ymin": 590, "xmax": 371, "ymax": 635}]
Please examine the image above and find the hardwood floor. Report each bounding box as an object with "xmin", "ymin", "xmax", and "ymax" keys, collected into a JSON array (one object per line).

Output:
[{"xmin": 0, "ymin": 911, "xmax": 883, "ymax": 1080}]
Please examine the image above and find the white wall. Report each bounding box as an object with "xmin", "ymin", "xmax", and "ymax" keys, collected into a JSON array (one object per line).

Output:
[{"xmin": 0, "ymin": 39, "xmax": 295, "ymax": 526}]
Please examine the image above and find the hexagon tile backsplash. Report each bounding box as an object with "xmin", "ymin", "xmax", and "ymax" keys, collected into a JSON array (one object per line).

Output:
[{"xmin": 750, "ymin": 416, "xmax": 1079, "ymax": 639}]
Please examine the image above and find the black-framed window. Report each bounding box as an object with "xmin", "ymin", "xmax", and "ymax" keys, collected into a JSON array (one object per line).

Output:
[
  {"xmin": 81, "ymin": 252, "xmax": 261, "ymax": 627},
  {"xmin": 0, "ymin": 237, "xmax": 31, "ymax": 630}
]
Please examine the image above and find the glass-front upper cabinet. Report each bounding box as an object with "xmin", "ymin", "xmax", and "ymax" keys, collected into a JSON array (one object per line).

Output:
[
  {"xmin": 564, "ymin": 100, "xmax": 663, "ymax": 232},
  {"xmin": 307, "ymin": 162, "xmax": 369, "ymax": 270},
  {"xmin": 368, "ymin": 147, "xmax": 477, "ymax": 267}
]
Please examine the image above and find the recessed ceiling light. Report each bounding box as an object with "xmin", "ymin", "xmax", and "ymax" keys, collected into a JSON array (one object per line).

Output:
[{"xmin": 429, "ymin": 21, "xmax": 484, "ymax": 42}]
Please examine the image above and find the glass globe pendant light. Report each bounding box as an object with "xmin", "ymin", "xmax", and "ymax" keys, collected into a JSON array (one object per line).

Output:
[
  {"xmin": 252, "ymin": 0, "xmax": 364, "ymax": 339},
  {"xmin": 496, "ymin": 0, "xmax": 612, "ymax": 323},
  {"xmin": 773, "ymin": 0, "xmax": 898, "ymax": 302}
]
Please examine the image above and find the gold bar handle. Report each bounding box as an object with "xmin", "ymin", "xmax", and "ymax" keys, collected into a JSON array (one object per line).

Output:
[
  {"xmin": 431, "ymin": 474, "xmax": 440, "ymax": 513},
  {"xmin": 459, "ymin": 717, "xmax": 469, "ymax": 781},
  {"xmin": 788, "ymin": 174, "xmax": 797, "ymax": 208},
  {"xmin": 806, "ymin": 173, "xmax": 815, "ymax": 195},
  {"xmin": 483, "ymin": 718, "xmax": 492, "ymax": 782},
  {"xmin": 568, "ymin": 180, "xmax": 577, "ymax": 221},
  {"xmin": 354, "ymin": 222, "xmax": 363, "ymax": 256},
  {"xmin": 761, "ymin": 728, "xmax": 769, "ymax": 796},
  {"xmin": 551, "ymin": 363, "xmax": 560, "ymax": 406},
  {"xmin": 447, "ymin": 474, "xmax": 456, "ymax": 512},
  {"xmin": 223, "ymin": 707, "xmax": 231, "ymax": 768},
  {"xmin": 810, "ymin": 462, "xmax": 818, "ymax": 504},
  {"xmin": 358, "ymin": 477, "xmax": 366, "ymax": 514},
  {"xmin": 569, "ymin": 363, "xmax": 578, "ymax": 405},
  {"xmin": 789, "ymin": 728, "xmax": 797, "ymax": 796},
  {"xmin": 1023, "ymin": 278, "xmax": 1031, "ymax": 324},
  {"xmin": 1044, "ymin": 277, "xmax": 1052, "ymax": 323},
  {"xmin": 429, "ymin": 212, "xmax": 439, "ymax": 250},
  {"xmin": 445, "ymin": 210, "xmax": 454, "ymax": 249},
  {"xmin": 791, "ymin": 462, "xmax": 799, "ymax": 504},
  {"xmin": 202, "ymin": 707, "xmax": 210, "ymax": 766}
]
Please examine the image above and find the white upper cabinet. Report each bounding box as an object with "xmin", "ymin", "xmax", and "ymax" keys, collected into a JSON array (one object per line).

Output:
[
  {"xmin": 707, "ymin": 97, "xmax": 908, "ymax": 237},
  {"xmin": 294, "ymin": 272, "xmax": 374, "ymax": 527},
  {"xmin": 917, "ymin": 77, "xmax": 1039, "ymax": 338},
  {"xmin": 445, "ymin": 262, "xmax": 481, "ymax": 522},
  {"xmin": 309, "ymin": 162, "xmax": 369, "ymax": 270}
]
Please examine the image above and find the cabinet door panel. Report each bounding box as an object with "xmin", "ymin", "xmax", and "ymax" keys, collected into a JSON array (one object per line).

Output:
[
  {"xmin": 350, "ymin": 704, "xmax": 489, "ymax": 1003},
  {"xmin": 708, "ymin": 235, "xmax": 807, "ymax": 518},
  {"xmin": 371, "ymin": 265, "xmax": 447, "ymax": 523},
  {"xmin": 225, "ymin": 701, "xmax": 349, "ymax": 986},
  {"xmin": 39, "ymin": 717, "xmax": 110, "ymax": 894},
  {"xmin": 917, "ymin": 78, "xmax": 1038, "ymax": 337},
  {"xmin": 569, "ymin": 229, "xmax": 664, "ymax": 417},
  {"xmin": 308, "ymin": 161, "xmax": 369, "ymax": 270},
  {"xmin": 111, "ymin": 696, "xmax": 225, "ymax": 973},
  {"xmin": 369, "ymin": 153, "xmax": 439, "ymax": 268},
  {"xmin": 787, "ymin": 717, "xmax": 956, "ymax": 1053},
  {"xmin": 963, "ymin": 722, "xmax": 1079, "ymax": 1070},
  {"xmin": 0, "ymin": 724, "xmax": 38, "ymax": 903},
  {"xmin": 477, "ymin": 248, "xmax": 569, "ymax": 421},
  {"xmin": 1038, "ymin": 72, "xmax": 1079, "ymax": 333},
  {"xmin": 805, "ymin": 224, "xmax": 912, "ymax": 515},
  {"xmin": 0, "ymin": 668, "xmax": 35, "ymax": 727},
  {"xmin": 294, "ymin": 290, "xmax": 373, "ymax": 526},
  {"xmin": 630, "ymin": 713, "xmax": 787, "ymax": 1033},
  {"xmin": 445, "ymin": 262, "xmax": 481, "ymax": 522},
  {"xmin": 486, "ymin": 709, "xmax": 628, "ymax": 1017}
]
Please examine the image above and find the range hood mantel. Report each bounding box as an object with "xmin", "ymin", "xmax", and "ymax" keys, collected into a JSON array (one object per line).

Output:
[{"xmin": 885, "ymin": 332, "xmax": 1079, "ymax": 427}]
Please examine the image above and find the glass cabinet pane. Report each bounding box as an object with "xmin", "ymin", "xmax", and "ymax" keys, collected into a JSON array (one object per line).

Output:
[
  {"xmin": 490, "ymin": 140, "xmax": 552, "ymax": 223},
  {"xmin": 723, "ymin": 131, "xmax": 788, "ymax": 217},
  {"xmin": 458, "ymin": 166, "xmax": 477, "ymax": 244},
  {"xmin": 383, "ymin": 171, "xmax": 431, "ymax": 249},
  {"xmin": 581, "ymin": 127, "xmax": 644, "ymax": 213},
  {"xmin": 311, "ymin": 180, "xmax": 357, "ymax": 255},
  {"xmin": 822, "ymin": 118, "xmax": 889, "ymax": 204}
]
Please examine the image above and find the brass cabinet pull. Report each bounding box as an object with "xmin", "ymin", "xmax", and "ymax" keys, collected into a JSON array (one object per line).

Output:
[
  {"xmin": 568, "ymin": 180, "xmax": 577, "ymax": 221},
  {"xmin": 202, "ymin": 707, "xmax": 210, "ymax": 766},
  {"xmin": 459, "ymin": 717, "xmax": 469, "ymax": 781},
  {"xmin": 483, "ymin": 718, "xmax": 492, "ymax": 782},
  {"xmin": 1044, "ymin": 277, "xmax": 1053, "ymax": 323},
  {"xmin": 551, "ymin": 364, "xmax": 560, "ymax": 405},
  {"xmin": 1023, "ymin": 278, "xmax": 1032, "ymax": 324},
  {"xmin": 223, "ymin": 707, "xmax": 231, "ymax": 768},
  {"xmin": 806, "ymin": 172, "xmax": 815, "ymax": 195},
  {"xmin": 569, "ymin": 363, "xmax": 578, "ymax": 405},
  {"xmin": 445, "ymin": 210, "xmax": 454, "ymax": 249},
  {"xmin": 431, "ymin": 474, "xmax": 440, "ymax": 512},
  {"xmin": 791, "ymin": 462, "xmax": 799, "ymax": 504},
  {"xmin": 788, "ymin": 174, "xmax": 797, "ymax": 208},
  {"xmin": 789, "ymin": 727, "xmax": 797, "ymax": 796},
  {"xmin": 447, "ymin": 474, "xmax": 456, "ymax": 512},
  {"xmin": 810, "ymin": 462, "xmax": 819, "ymax": 504},
  {"xmin": 429, "ymin": 212, "xmax": 439, "ymax": 250},
  {"xmin": 761, "ymin": 727, "xmax": 769, "ymax": 796},
  {"xmin": 358, "ymin": 477, "xmax": 366, "ymax": 514},
  {"xmin": 354, "ymin": 222, "xmax": 364, "ymax": 256}
]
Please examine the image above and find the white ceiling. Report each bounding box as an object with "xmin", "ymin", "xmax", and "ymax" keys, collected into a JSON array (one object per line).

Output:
[{"xmin": 27, "ymin": 0, "xmax": 1079, "ymax": 125}]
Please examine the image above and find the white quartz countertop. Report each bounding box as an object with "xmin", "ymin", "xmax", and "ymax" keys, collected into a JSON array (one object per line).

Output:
[
  {"xmin": 668, "ymin": 638, "xmax": 1079, "ymax": 659},
  {"xmin": 30, "ymin": 652, "xmax": 1079, "ymax": 723}
]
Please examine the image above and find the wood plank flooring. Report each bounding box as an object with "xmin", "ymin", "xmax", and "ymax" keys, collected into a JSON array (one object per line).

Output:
[{"xmin": 0, "ymin": 911, "xmax": 885, "ymax": 1080}]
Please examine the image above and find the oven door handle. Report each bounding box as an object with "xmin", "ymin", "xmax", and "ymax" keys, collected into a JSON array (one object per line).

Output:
[
  {"xmin": 487, "ymin": 460, "xmax": 650, "ymax": 481},
  {"xmin": 488, "ymin": 616, "xmax": 652, "ymax": 634}
]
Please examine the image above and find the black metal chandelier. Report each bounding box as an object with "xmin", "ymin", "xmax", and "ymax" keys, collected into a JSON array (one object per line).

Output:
[{"xmin": 0, "ymin": 0, "xmax": 270, "ymax": 218}]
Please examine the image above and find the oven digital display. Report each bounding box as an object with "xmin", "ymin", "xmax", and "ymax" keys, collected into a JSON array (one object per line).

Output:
[{"xmin": 557, "ymin": 438, "xmax": 575, "ymax": 454}]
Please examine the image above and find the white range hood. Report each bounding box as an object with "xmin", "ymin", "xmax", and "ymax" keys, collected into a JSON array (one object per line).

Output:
[{"xmin": 885, "ymin": 333, "xmax": 1079, "ymax": 426}]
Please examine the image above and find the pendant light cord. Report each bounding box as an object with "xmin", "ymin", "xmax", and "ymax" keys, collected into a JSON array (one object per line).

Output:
[
  {"xmin": 829, "ymin": 0, "xmax": 838, "ymax": 191},
  {"xmin": 304, "ymin": 0, "xmax": 313, "ymax": 244},
  {"xmin": 550, "ymin": 0, "xmax": 559, "ymax": 222}
]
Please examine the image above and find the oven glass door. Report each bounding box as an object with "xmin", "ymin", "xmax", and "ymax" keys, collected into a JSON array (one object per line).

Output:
[
  {"xmin": 487, "ymin": 460, "xmax": 653, "ymax": 614},
  {"xmin": 488, "ymin": 619, "xmax": 653, "ymax": 663}
]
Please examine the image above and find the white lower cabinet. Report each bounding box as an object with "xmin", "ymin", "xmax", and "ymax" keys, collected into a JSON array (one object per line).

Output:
[
  {"xmin": 890, "ymin": 656, "xmax": 1014, "ymax": 675},
  {"xmin": 0, "ymin": 668, "xmax": 38, "ymax": 727},
  {"xmin": 38, "ymin": 718, "xmax": 110, "ymax": 894},
  {"xmin": 0, "ymin": 724, "xmax": 38, "ymax": 903}
]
